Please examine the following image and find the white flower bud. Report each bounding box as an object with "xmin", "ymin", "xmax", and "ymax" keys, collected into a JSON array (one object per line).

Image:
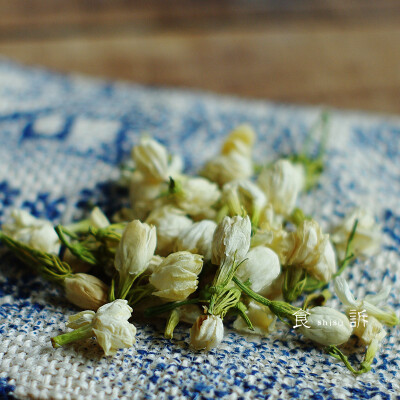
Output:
[
  {"xmin": 190, "ymin": 315, "xmax": 224, "ymax": 351},
  {"xmin": 175, "ymin": 220, "xmax": 217, "ymax": 260},
  {"xmin": 299, "ymin": 307, "xmax": 352, "ymax": 346},
  {"xmin": 129, "ymin": 171, "xmax": 167, "ymax": 220},
  {"xmin": 201, "ymin": 152, "xmax": 253, "ymax": 187},
  {"xmin": 221, "ymin": 124, "xmax": 256, "ymax": 157},
  {"xmin": 257, "ymin": 159, "xmax": 305, "ymax": 216},
  {"xmin": 222, "ymin": 179, "xmax": 266, "ymax": 220},
  {"xmin": 331, "ymin": 207, "xmax": 382, "ymax": 259},
  {"xmin": 149, "ymin": 251, "xmax": 203, "ymax": 301},
  {"xmin": 146, "ymin": 205, "xmax": 193, "ymax": 256},
  {"xmin": 233, "ymin": 300, "xmax": 276, "ymax": 336},
  {"xmin": 64, "ymin": 273, "xmax": 109, "ymax": 311},
  {"xmin": 132, "ymin": 137, "xmax": 169, "ymax": 182},
  {"xmin": 212, "ymin": 215, "xmax": 251, "ymax": 267},
  {"xmin": 114, "ymin": 220, "xmax": 157, "ymax": 276},
  {"xmin": 92, "ymin": 300, "xmax": 137, "ymax": 356},
  {"xmin": 235, "ymin": 246, "xmax": 280, "ymax": 293},
  {"xmin": 175, "ymin": 177, "xmax": 220, "ymax": 217},
  {"xmin": 2, "ymin": 209, "xmax": 60, "ymax": 254},
  {"xmin": 89, "ymin": 207, "xmax": 110, "ymax": 229},
  {"xmin": 286, "ymin": 219, "xmax": 336, "ymax": 282}
]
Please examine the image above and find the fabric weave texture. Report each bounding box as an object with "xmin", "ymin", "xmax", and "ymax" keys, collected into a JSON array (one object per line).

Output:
[{"xmin": 0, "ymin": 60, "xmax": 399, "ymax": 400}]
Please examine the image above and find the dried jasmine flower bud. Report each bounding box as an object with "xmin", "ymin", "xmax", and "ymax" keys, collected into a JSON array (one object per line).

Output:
[
  {"xmin": 190, "ymin": 314, "xmax": 224, "ymax": 351},
  {"xmin": 221, "ymin": 124, "xmax": 256, "ymax": 158},
  {"xmin": 64, "ymin": 273, "xmax": 108, "ymax": 311},
  {"xmin": 201, "ymin": 152, "xmax": 253, "ymax": 187},
  {"xmin": 211, "ymin": 215, "xmax": 251, "ymax": 268},
  {"xmin": 146, "ymin": 205, "xmax": 193, "ymax": 256},
  {"xmin": 299, "ymin": 306, "xmax": 352, "ymax": 346},
  {"xmin": 285, "ymin": 219, "xmax": 337, "ymax": 282},
  {"xmin": 235, "ymin": 246, "xmax": 280, "ymax": 293},
  {"xmin": 149, "ymin": 251, "xmax": 203, "ymax": 301},
  {"xmin": 132, "ymin": 136, "xmax": 182, "ymax": 183},
  {"xmin": 331, "ymin": 207, "xmax": 382, "ymax": 259},
  {"xmin": 52, "ymin": 299, "xmax": 137, "ymax": 356},
  {"xmin": 2, "ymin": 209, "xmax": 60, "ymax": 254},
  {"xmin": 173, "ymin": 177, "xmax": 220, "ymax": 217},
  {"xmin": 175, "ymin": 220, "xmax": 217, "ymax": 261},
  {"xmin": 257, "ymin": 159, "xmax": 305, "ymax": 216}
]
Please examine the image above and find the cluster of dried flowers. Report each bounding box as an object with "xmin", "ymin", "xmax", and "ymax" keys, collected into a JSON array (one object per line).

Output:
[{"xmin": 0, "ymin": 118, "xmax": 397, "ymax": 374}]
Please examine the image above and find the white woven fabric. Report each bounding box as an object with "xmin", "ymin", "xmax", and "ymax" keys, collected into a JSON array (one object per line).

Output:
[{"xmin": 0, "ymin": 60, "xmax": 399, "ymax": 399}]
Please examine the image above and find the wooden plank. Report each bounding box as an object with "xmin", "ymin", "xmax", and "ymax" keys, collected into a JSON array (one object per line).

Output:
[{"xmin": 0, "ymin": 23, "xmax": 399, "ymax": 113}]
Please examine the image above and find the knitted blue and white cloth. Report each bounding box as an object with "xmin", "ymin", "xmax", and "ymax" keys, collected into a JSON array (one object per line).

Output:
[{"xmin": 0, "ymin": 60, "xmax": 399, "ymax": 400}]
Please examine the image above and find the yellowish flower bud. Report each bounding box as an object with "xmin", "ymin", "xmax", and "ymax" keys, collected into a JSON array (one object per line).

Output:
[
  {"xmin": 146, "ymin": 205, "xmax": 192, "ymax": 256},
  {"xmin": 89, "ymin": 207, "xmax": 110, "ymax": 229},
  {"xmin": 64, "ymin": 273, "xmax": 108, "ymax": 311},
  {"xmin": 190, "ymin": 315, "xmax": 224, "ymax": 351},
  {"xmin": 114, "ymin": 220, "xmax": 157, "ymax": 276},
  {"xmin": 175, "ymin": 220, "xmax": 217, "ymax": 260},
  {"xmin": 353, "ymin": 315, "xmax": 386, "ymax": 346},
  {"xmin": 221, "ymin": 124, "xmax": 256, "ymax": 157},
  {"xmin": 149, "ymin": 251, "xmax": 203, "ymax": 301},
  {"xmin": 233, "ymin": 300, "xmax": 276, "ymax": 336}
]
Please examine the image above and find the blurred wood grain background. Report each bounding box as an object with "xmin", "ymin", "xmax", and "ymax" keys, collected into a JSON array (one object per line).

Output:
[{"xmin": 0, "ymin": 0, "xmax": 400, "ymax": 114}]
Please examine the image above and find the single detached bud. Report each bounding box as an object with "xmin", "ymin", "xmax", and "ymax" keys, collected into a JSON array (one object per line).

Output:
[
  {"xmin": 149, "ymin": 251, "xmax": 203, "ymax": 301},
  {"xmin": 331, "ymin": 207, "xmax": 382, "ymax": 259},
  {"xmin": 64, "ymin": 273, "xmax": 108, "ymax": 311},
  {"xmin": 201, "ymin": 152, "xmax": 253, "ymax": 187},
  {"xmin": 175, "ymin": 220, "xmax": 217, "ymax": 260},
  {"xmin": 174, "ymin": 177, "xmax": 220, "ymax": 217},
  {"xmin": 2, "ymin": 209, "xmax": 60, "ymax": 254},
  {"xmin": 212, "ymin": 215, "xmax": 251, "ymax": 267},
  {"xmin": 286, "ymin": 219, "xmax": 337, "ymax": 282},
  {"xmin": 235, "ymin": 246, "xmax": 281, "ymax": 293},
  {"xmin": 92, "ymin": 300, "xmax": 137, "ymax": 356},
  {"xmin": 221, "ymin": 124, "xmax": 256, "ymax": 158},
  {"xmin": 233, "ymin": 300, "xmax": 276, "ymax": 336},
  {"xmin": 190, "ymin": 315, "xmax": 224, "ymax": 351},
  {"xmin": 53, "ymin": 299, "xmax": 137, "ymax": 356},
  {"xmin": 114, "ymin": 220, "xmax": 157, "ymax": 276},
  {"xmin": 299, "ymin": 306, "xmax": 352, "ymax": 346},
  {"xmin": 257, "ymin": 159, "xmax": 305, "ymax": 216},
  {"xmin": 146, "ymin": 205, "xmax": 193, "ymax": 256}
]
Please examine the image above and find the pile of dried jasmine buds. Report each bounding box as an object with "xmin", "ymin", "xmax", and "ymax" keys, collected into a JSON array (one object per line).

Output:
[{"xmin": 0, "ymin": 114, "xmax": 398, "ymax": 374}]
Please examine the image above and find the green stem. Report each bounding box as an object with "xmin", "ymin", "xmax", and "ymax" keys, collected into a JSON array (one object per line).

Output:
[
  {"xmin": 144, "ymin": 298, "xmax": 202, "ymax": 317},
  {"xmin": 51, "ymin": 324, "xmax": 93, "ymax": 348},
  {"xmin": 326, "ymin": 345, "xmax": 369, "ymax": 375},
  {"xmin": 236, "ymin": 301, "xmax": 254, "ymax": 331}
]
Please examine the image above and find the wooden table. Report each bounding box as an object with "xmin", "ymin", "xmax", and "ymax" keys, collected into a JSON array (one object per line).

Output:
[{"xmin": 1, "ymin": 0, "xmax": 400, "ymax": 114}]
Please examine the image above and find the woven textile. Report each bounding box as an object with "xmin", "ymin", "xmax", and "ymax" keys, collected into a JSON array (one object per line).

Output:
[{"xmin": 0, "ymin": 60, "xmax": 399, "ymax": 400}]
